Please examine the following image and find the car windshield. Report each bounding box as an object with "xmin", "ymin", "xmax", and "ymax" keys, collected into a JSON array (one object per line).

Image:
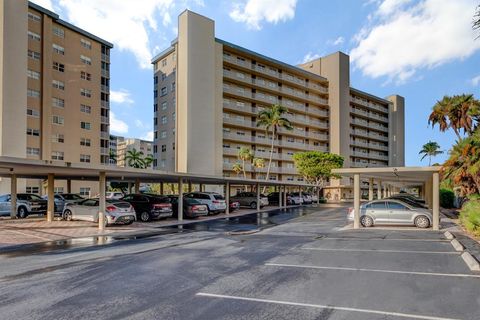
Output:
[
  {"xmin": 213, "ymin": 195, "xmax": 224, "ymax": 200},
  {"xmin": 17, "ymin": 194, "xmax": 43, "ymax": 201},
  {"xmin": 62, "ymin": 194, "xmax": 83, "ymax": 200},
  {"xmin": 185, "ymin": 198, "xmax": 201, "ymax": 204}
]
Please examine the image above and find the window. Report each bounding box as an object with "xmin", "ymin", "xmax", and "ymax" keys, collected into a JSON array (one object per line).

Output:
[
  {"xmin": 28, "ymin": 12, "xmax": 41, "ymax": 22},
  {"xmin": 28, "ymin": 50, "xmax": 41, "ymax": 60},
  {"xmin": 171, "ymin": 82, "xmax": 175, "ymax": 92},
  {"xmin": 161, "ymin": 73, "xmax": 166, "ymax": 81},
  {"xmin": 27, "ymin": 89, "xmax": 40, "ymax": 98},
  {"xmin": 161, "ymin": 59, "xmax": 167, "ymax": 66},
  {"xmin": 80, "ymin": 71, "xmax": 91, "ymax": 81},
  {"xmin": 27, "ymin": 69, "xmax": 40, "ymax": 80},
  {"xmin": 80, "ymin": 104, "xmax": 91, "ymax": 114},
  {"xmin": 53, "ymin": 26, "xmax": 64, "ymax": 38},
  {"xmin": 387, "ymin": 202, "xmax": 408, "ymax": 210},
  {"xmin": 154, "ymin": 90, "xmax": 158, "ymax": 98},
  {"xmin": 26, "ymin": 186, "xmax": 40, "ymax": 194},
  {"xmin": 161, "ymin": 102, "xmax": 167, "ymax": 110},
  {"xmin": 52, "ymin": 44, "xmax": 65, "ymax": 55},
  {"xmin": 27, "ymin": 108, "xmax": 40, "ymax": 118},
  {"xmin": 52, "ymin": 97, "xmax": 65, "ymax": 108},
  {"xmin": 52, "ymin": 115, "xmax": 64, "ymax": 125},
  {"xmin": 161, "ymin": 116, "xmax": 167, "ymax": 124},
  {"xmin": 161, "ymin": 87, "xmax": 167, "ymax": 96},
  {"xmin": 80, "ymin": 55, "xmax": 91, "ymax": 65},
  {"xmin": 81, "ymin": 88, "xmax": 92, "ymax": 97},
  {"xmin": 54, "ymin": 187, "xmax": 64, "ymax": 194},
  {"xmin": 154, "ymin": 103, "xmax": 158, "ymax": 112},
  {"xmin": 80, "ymin": 39, "xmax": 92, "ymax": 49},
  {"xmin": 160, "ymin": 159, "xmax": 166, "ymax": 168},
  {"xmin": 51, "ymin": 151, "xmax": 64, "ymax": 160},
  {"xmin": 367, "ymin": 202, "xmax": 387, "ymax": 209},
  {"xmin": 160, "ymin": 131, "xmax": 166, "ymax": 139},
  {"xmin": 161, "ymin": 145, "xmax": 166, "ymax": 152},
  {"xmin": 81, "ymin": 122, "xmax": 91, "ymax": 130},
  {"xmin": 80, "ymin": 154, "xmax": 91, "ymax": 163},
  {"xmin": 27, "ymin": 147, "xmax": 40, "ymax": 156},
  {"xmin": 26, "ymin": 128, "xmax": 40, "ymax": 136},
  {"xmin": 51, "ymin": 134, "xmax": 64, "ymax": 143},
  {"xmin": 52, "ymin": 80, "xmax": 65, "ymax": 90},
  {"xmin": 28, "ymin": 31, "xmax": 41, "ymax": 41},
  {"xmin": 80, "ymin": 138, "xmax": 91, "ymax": 146},
  {"xmin": 79, "ymin": 187, "xmax": 91, "ymax": 197},
  {"xmin": 53, "ymin": 62, "xmax": 65, "ymax": 72},
  {"xmin": 172, "ymin": 112, "xmax": 175, "ymax": 122}
]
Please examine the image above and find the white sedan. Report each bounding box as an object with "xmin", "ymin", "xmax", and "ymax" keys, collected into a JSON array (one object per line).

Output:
[{"xmin": 63, "ymin": 199, "xmax": 136, "ymax": 226}]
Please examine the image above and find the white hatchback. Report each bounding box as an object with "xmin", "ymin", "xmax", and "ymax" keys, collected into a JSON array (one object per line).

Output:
[{"xmin": 184, "ymin": 192, "xmax": 227, "ymax": 214}]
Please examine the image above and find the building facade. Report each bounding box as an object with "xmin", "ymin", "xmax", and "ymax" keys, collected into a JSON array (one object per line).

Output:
[
  {"xmin": 152, "ymin": 10, "xmax": 405, "ymax": 200},
  {"xmin": 110, "ymin": 136, "xmax": 153, "ymax": 169},
  {"xmin": 0, "ymin": 1, "xmax": 112, "ymax": 196}
]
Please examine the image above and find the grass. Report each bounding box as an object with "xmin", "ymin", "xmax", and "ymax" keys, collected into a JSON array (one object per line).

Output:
[{"xmin": 459, "ymin": 194, "xmax": 480, "ymax": 237}]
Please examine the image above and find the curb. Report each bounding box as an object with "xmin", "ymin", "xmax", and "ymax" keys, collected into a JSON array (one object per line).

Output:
[
  {"xmin": 444, "ymin": 231, "xmax": 455, "ymax": 240},
  {"xmin": 461, "ymin": 252, "xmax": 480, "ymax": 271},
  {"xmin": 450, "ymin": 239, "xmax": 465, "ymax": 252}
]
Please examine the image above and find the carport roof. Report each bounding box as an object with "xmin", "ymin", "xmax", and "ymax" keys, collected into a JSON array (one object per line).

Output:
[
  {"xmin": 332, "ymin": 166, "xmax": 441, "ymax": 185},
  {"xmin": 0, "ymin": 156, "xmax": 310, "ymax": 187}
]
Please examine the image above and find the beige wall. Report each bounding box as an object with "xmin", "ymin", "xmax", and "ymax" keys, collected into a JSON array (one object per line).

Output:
[
  {"xmin": 387, "ymin": 94, "xmax": 405, "ymax": 166},
  {"xmin": 176, "ymin": 11, "xmax": 220, "ymax": 175}
]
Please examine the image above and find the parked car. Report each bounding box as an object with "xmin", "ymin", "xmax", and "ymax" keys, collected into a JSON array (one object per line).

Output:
[
  {"xmin": 121, "ymin": 193, "xmax": 173, "ymax": 222},
  {"xmin": 289, "ymin": 192, "xmax": 304, "ymax": 205},
  {"xmin": 0, "ymin": 193, "xmax": 47, "ymax": 218},
  {"xmin": 311, "ymin": 193, "xmax": 319, "ymax": 202},
  {"xmin": 230, "ymin": 192, "xmax": 268, "ymax": 209},
  {"xmin": 229, "ymin": 201, "xmax": 240, "ymax": 212},
  {"xmin": 63, "ymin": 199, "xmax": 136, "ymax": 226},
  {"xmin": 267, "ymin": 192, "xmax": 294, "ymax": 205},
  {"xmin": 387, "ymin": 195, "xmax": 427, "ymax": 209},
  {"xmin": 184, "ymin": 192, "xmax": 227, "ymax": 214},
  {"xmin": 42, "ymin": 193, "xmax": 84, "ymax": 213},
  {"xmin": 347, "ymin": 199, "xmax": 432, "ymax": 228},
  {"xmin": 297, "ymin": 192, "xmax": 313, "ymax": 204},
  {"xmin": 164, "ymin": 195, "xmax": 209, "ymax": 219},
  {"xmin": 389, "ymin": 194, "xmax": 426, "ymax": 206},
  {"xmin": 106, "ymin": 191, "xmax": 125, "ymax": 200}
]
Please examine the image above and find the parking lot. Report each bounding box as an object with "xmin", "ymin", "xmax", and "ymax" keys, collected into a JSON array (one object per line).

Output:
[{"xmin": 0, "ymin": 205, "xmax": 478, "ymax": 319}]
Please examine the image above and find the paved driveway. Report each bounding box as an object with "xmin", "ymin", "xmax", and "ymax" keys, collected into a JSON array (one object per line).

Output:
[{"xmin": 0, "ymin": 205, "xmax": 478, "ymax": 320}]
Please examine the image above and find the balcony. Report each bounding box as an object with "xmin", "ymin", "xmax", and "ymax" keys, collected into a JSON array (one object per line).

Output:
[
  {"xmin": 223, "ymin": 132, "xmax": 254, "ymax": 143},
  {"xmin": 351, "ymin": 107, "xmax": 389, "ymax": 123},
  {"xmin": 351, "ymin": 97, "xmax": 389, "ymax": 114},
  {"xmin": 223, "ymin": 117, "xmax": 254, "ymax": 128},
  {"xmin": 100, "ymin": 147, "xmax": 109, "ymax": 155},
  {"xmin": 252, "ymin": 64, "xmax": 279, "ymax": 78},
  {"xmin": 280, "ymin": 73, "xmax": 305, "ymax": 87},
  {"xmin": 253, "ymin": 93, "xmax": 278, "ymax": 105},
  {"xmin": 101, "ymin": 69, "xmax": 110, "ymax": 78},
  {"xmin": 100, "ymin": 131, "xmax": 109, "ymax": 139},
  {"xmin": 223, "ymin": 69, "xmax": 252, "ymax": 85},
  {"xmin": 101, "ymin": 85, "xmax": 109, "ymax": 93},
  {"xmin": 223, "ymin": 100, "xmax": 255, "ymax": 114},
  {"xmin": 101, "ymin": 100, "xmax": 110, "ymax": 108},
  {"xmin": 223, "ymin": 86, "xmax": 253, "ymax": 99},
  {"xmin": 101, "ymin": 53, "xmax": 110, "ymax": 63},
  {"xmin": 101, "ymin": 116, "xmax": 109, "ymax": 124},
  {"xmin": 307, "ymin": 82, "xmax": 328, "ymax": 94},
  {"xmin": 223, "ymin": 54, "xmax": 251, "ymax": 70},
  {"xmin": 307, "ymin": 107, "xmax": 329, "ymax": 118},
  {"xmin": 351, "ymin": 140, "xmax": 389, "ymax": 151},
  {"xmin": 307, "ymin": 94, "xmax": 328, "ymax": 105},
  {"xmin": 351, "ymin": 151, "xmax": 389, "ymax": 161},
  {"xmin": 351, "ymin": 130, "xmax": 388, "ymax": 142},
  {"xmin": 284, "ymin": 102, "xmax": 306, "ymax": 113}
]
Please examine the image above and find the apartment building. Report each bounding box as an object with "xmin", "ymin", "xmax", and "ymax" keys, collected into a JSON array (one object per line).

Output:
[
  {"xmin": 110, "ymin": 135, "xmax": 153, "ymax": 168},
  {"xmin": 0, "ymin": 1, "xmax": 112, "ymax": 196},
  {"xmin": 152, "ymin": 10, "xmax": 404, "ymax": 200}
]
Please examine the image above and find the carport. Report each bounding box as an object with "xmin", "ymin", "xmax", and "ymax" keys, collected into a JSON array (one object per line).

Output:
[
  {"xmin": 0, "ymin": 156, "xmax": 312, "ymax": 230},
  {"xmin": 332, "ymin": 166, "xmax": 442, "ymax": 230}
]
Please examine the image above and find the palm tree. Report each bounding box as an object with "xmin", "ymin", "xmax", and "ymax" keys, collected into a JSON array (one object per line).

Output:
[
  {"xmin": 109, "ymin": 149, "xmax": 116, "ymax": 165},
  {"xmin": 429, "ymin": 96, "xmax": 460, "ymax": 140},
  {"xmin": 238, "ymin": 147, "xmax": 253, "ymax": 179},
  {"xmin": 125, "ymin": 148, "xmax": 145, "ymax": 168},
  {"xmin": 143, "ymin": 154, "xmax": 154, "ymax": 168},
  {"xmin": 252, "ymin": 157, "xmax": 265, "ymax": 173},
  {"xmin": 232, "ymin": 163, "xmax": 243, "ymax": 177},
  {"xmin": 256, "ymin": 104, "xmax": 293, "ymax": 186},
  {"xmin": 474, "ymin": 5, "xmax": 480, "ymax": 39},
  {"xmin": 419, "ymin": 141, "xmax": 443, "ymax": 166}
]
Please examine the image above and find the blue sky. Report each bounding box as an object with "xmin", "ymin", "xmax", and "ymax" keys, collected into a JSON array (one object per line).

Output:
[{"xmin": 33, "ymin": 0, "xmax": 480, "ymax": 166}]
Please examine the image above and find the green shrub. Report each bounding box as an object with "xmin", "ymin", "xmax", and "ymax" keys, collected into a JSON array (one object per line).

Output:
[
  {"xmin": 439, "ymin": 188, "xmax": 455, "ymax": 208},
  {"xmin": 459, "ymin": 195, "xmax": 480, "ymax": 236}
]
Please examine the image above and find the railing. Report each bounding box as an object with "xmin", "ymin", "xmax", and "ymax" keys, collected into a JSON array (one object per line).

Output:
[
  {"xmin": 100, "ymin": 147, "xmax": 109, "ymax": 154},
  {"xmin": 101, "ymin": 53, "xmax": 110, "ymax": 63},
  {"xmin": 307, "ymin": 107, "xmax": 329, "ymax": 117},
  {"xmin": 252, "ymin": 93, "xmax": 278, "ymax": 105},
  {"xmin": 223, "ymin": 69, "xmax": 252, "ymax": 85},
  {"xmin": 101, "ymin": 116, "xmax": 109, "ymax": 124},
  {"xmin": 223, "ymin": 86, "xmax": 252, "ymax": 99},
  {"xmin": 101, "ymin": 101, "xmax": 109, "ymax": 108},
  {"xmin": 101, "ymin": 85, "xmax": 109, "ymax": 93},
  {"xmin": 101, "ymin": 69, "xmax": 110, "ymax": 78},
  {"xmin": 223, "ymin": 132, "xmax": 254, "ymax": 143},
  {"xmin": 223, "ymin": 117, "xmax": 254, "ymax": 127},
  {"xmin": 100, "ymin": 131, "xmax": 109, "ymax": 139},
  {"xmin": 223, "ymin": 100, "xmax": 254, "ymax": 113}
]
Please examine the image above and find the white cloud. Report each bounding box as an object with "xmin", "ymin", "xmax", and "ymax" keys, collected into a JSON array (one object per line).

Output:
[
  {"xmin": 141, "ymin": 131, "xmax": 154, "ymax": 141},
  {"xmin": 300, "ymin": 52, "xmax": 321, "ymax": 64},
  {"xmin": 54, "ymin": 0, "xmax": 176, "ymax": 69},
  {"xmin": 230, "ymin": 0, "xmax": 298, "ymax": 30},
  {"xmin": 350, "ymin": 0, "xmax": 480, "ymax": 84},
  {"xmin": 471, "ymin": 75, "xmax": 480, "ymax": 86},
  {"xmin": 110, "ymin": 112, "xmax": 129, "ymax": 135},
  {"xmin": 31, "ymin": 0, "xmax": 54, "ymax": 10},
  {"xmin": 332, "ymin": 36, "xmax": 345, "ymax": 46},
  {"xmin": 110, "ymin": 89, "xmax": 134, "ymax": 105}
]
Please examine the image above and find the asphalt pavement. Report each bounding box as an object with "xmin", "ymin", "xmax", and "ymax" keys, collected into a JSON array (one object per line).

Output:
[{"xmin": 0, "ymin": 205, "xmax": 478, "ymax": 320}]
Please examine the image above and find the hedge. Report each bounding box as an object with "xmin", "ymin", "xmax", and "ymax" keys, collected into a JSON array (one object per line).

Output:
[
  {"xmin": 439, "ymin": 188, "xmax": 455, "ymax": 208},
  {"xmin": 459, "ymin": 195, "xmax": 480, "ymax": 237}
]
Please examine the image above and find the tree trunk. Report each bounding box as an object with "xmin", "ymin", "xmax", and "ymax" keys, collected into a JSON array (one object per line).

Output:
[
  {"xmin": 429, "ymin": 156, "xmax": 431, "ymax": 166},
  {"xmin": 263, "ymin": 127, "xmax": 276, "ymax": 193}
]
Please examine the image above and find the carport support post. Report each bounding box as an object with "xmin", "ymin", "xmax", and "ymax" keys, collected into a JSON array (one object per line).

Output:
[
  {"xmin": 67, "ymin": 179, "xmax": 72, "ymax": 193},
  {"xmin": 368, "ymin": 178, "xmax": 374, "ymax": 201},
  {"xmin": 353, "ymin": 173, "xmax": 360, "ymax": 229},
  {"xmin": 432, "ymin": 172, "xmax": 440, "ymax": 231},
  {"xmin": 383, "ymin": 185, "xmax": 387, "ymax": 199},
  {"xmin": 134, "ymin": 179, "xmax": 140, "ymax": 194},
  {"xmin": 47, "ymin": 173, "xmax": 55, "ymax": 222},
  {"xmin": 160, "ymin": 182, "xmax": 164, "ymax": 195},
  {"xmin": 10, "ymin": 174, "xmax": 17, "ymax": 219},
  {"xmin": 278, "ymin": 185, "xmax": 283, "ymax": 208},
  {"xmin": 377, "ymin": 181, "xmax": 382, "ymax": 199},
  {"xmin": 256, "ymin": 183, "xmax": 261, "ymax": 211},
  {"xmin": 283, "ymin": 185, "xmax": 287, "ymax": 207},
  {"xmin": 225, "ymin": 182, "xmax": 230, "ymax": 215},
  {"xmin": 178, "ymin": 179, "xmax": 183, "ymax": 222},
  {"xmin": 98, "ymin": 171, "xmax": 106, "ymax": 230}
]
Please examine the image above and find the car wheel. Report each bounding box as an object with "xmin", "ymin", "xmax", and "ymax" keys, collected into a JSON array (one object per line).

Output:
[
  {"xmin": 360, "ymin": 215, "xmax": 374, "ymax": 227},
  {"xmin": 63, "ymin": 209, "xmax": 73, "ymax": 221},
  {"xmin": 414, "ymin": 215, "xmax": 430, "ymax": 228},
  {"xmin": 140, "ymin": 211, "xmax": 150, "ymax": 222},
  {"xmin": 17, "ymin": 206, "xmax": 28, "ymax": 219},
  {"xmin": 125, "ymin": 220, "xmax": 134, "ymax": 225},
  {"xmin": 250, "ymin": 202, "xmax": 257, "ymax": 209}
]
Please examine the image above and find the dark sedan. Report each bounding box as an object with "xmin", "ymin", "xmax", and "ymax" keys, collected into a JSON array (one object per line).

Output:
[
  {"xmin": 164, "ymin": 195, "xmax": 209, "ymax": 219},
  {"xmin": 121, "ymin": 194, "xmax": 173, "ymax": 222}
]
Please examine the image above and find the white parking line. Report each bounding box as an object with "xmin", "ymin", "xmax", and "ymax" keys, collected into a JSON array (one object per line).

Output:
[
  {"xmin": 265, "ymin": 263, "xmax": 480, "ymax": 278},
  {"xmin": 302, "ymin": 247, "xmax": 459, "ymax": 254},
  {"xmin": 196, "ymin": 292, "xmax": 461, "ymax": 320},
  {"xmin": 315, "ymin": 237, "xmax": 450, "ymax": 242}
]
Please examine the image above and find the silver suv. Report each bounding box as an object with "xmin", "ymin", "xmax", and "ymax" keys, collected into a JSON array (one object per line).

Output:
[
  {"xmin": 0, "ymin": 193, "xmax": 47, "ymax": 218},
  {"xmin": 184, "ymin": 192, "xmax": 227, "ymax": 214},
  {"xmin": 230, "ymin": 192, "xmax": 269, "ymax": 209}
]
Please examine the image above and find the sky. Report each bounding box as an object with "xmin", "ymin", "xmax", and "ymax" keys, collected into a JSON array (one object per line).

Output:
[{"xmin": 31, "ymin": 0, "xmax": 480, "ymax": 166}]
